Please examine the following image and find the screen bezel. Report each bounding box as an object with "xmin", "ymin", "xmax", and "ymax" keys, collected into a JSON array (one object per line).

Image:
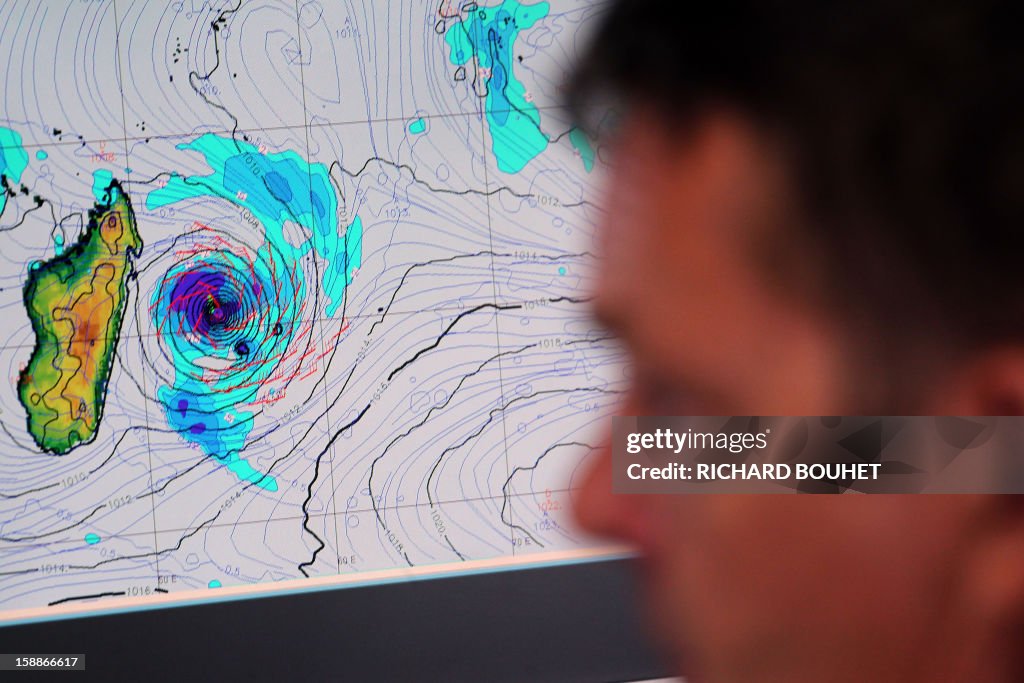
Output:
[{"xmin": 0, "ymin": 556, "xmax": 668, "ymax": 682}]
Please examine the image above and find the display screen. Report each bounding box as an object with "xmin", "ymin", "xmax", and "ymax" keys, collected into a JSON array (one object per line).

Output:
[{"xmin": 0, "ymin": 0, "xmax": 620, "ymax": 625}]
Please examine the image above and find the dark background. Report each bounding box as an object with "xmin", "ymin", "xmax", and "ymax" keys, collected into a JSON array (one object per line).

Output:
[{"xmin": 0, "ymin": 558, "xmax": 667, "ymax": 682}]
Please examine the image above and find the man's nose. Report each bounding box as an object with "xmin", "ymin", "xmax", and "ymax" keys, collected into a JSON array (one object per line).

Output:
[
  {"xmin": 572, "ymin": 436, "xmax": 614, "ymax": 535},
  {"xmin": 571, "ymin": 434, "xmax": 643, "ymax": 544}
]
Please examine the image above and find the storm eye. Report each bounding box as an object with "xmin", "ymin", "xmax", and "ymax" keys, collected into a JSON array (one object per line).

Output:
[{"xmin": 203, "ymin": 296, "xmax": 225, "ymax": 324}]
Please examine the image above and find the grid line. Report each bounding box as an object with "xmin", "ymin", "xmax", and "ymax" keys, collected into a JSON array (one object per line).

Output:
[
  {"xmin": 0, "ymin": 294, "xmax": 595, "ymax": 351},
  {"xmin": 0, "ymin": 105, "xmax": 573, "ymax": 153},
  {"xmin": 476, "ymin": 92, "xmax": 519, "ymax": 558},
  {"xmin": 113, "ymin": 0, "xmax": 162, "ymax": 584},
  {"xmin": 293, "ymin": 0, "xmax": 344, "ymax": 576}
]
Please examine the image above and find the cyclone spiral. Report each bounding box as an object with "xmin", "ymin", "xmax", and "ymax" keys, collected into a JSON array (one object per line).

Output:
[{"xmin": 137, "ymin": 134, "xmax": 362, "ymax": 489}]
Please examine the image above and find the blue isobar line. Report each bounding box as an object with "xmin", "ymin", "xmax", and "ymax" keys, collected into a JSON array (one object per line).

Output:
[
  {"xmin": 0, "ymin": 126, "xmax": 30, "ymax": 215},
  {"xmin": 145, "ymin": 134, "xmax": 364, "ymax": 491},
  {"xmin": 444, "ymin": 1, "xmax": 551, "ymax": 174}
]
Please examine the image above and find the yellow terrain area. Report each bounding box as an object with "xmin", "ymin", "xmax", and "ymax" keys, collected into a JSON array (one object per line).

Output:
[{"xmin": 18, "ymin": 182, "xmax": 142, "ymax": 454}]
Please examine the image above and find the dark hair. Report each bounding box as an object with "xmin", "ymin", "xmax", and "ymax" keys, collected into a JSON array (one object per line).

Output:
[{"xmin": 569, "ymin": 0, "xmax": 1023, "ymax": 361}]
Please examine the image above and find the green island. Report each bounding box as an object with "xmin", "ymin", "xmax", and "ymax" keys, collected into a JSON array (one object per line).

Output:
[{"xmin": 18, "ymin": 180, "xmax": 142, "ymax": 454}]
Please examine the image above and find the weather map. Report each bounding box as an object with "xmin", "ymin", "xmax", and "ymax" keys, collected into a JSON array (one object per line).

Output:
[{"xmin": 0, "ymin": 0, "xmax": 618, "ymax": 616}]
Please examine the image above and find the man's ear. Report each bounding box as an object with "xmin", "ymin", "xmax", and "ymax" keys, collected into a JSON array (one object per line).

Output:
[{"xmin": 932, "ymin": 348, "xmax": 1024, "ymax": 416}]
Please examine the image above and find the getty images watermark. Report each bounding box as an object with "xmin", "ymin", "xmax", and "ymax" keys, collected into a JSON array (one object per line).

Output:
[{"xmin": 612, "ymin": 417, "xmax": 1024, "ymax": 494}]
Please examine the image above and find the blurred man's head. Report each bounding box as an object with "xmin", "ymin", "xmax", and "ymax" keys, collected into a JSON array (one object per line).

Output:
[{"xmin": 567, "ymin": 1, "xmax": 1024, "ymax": 681}]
